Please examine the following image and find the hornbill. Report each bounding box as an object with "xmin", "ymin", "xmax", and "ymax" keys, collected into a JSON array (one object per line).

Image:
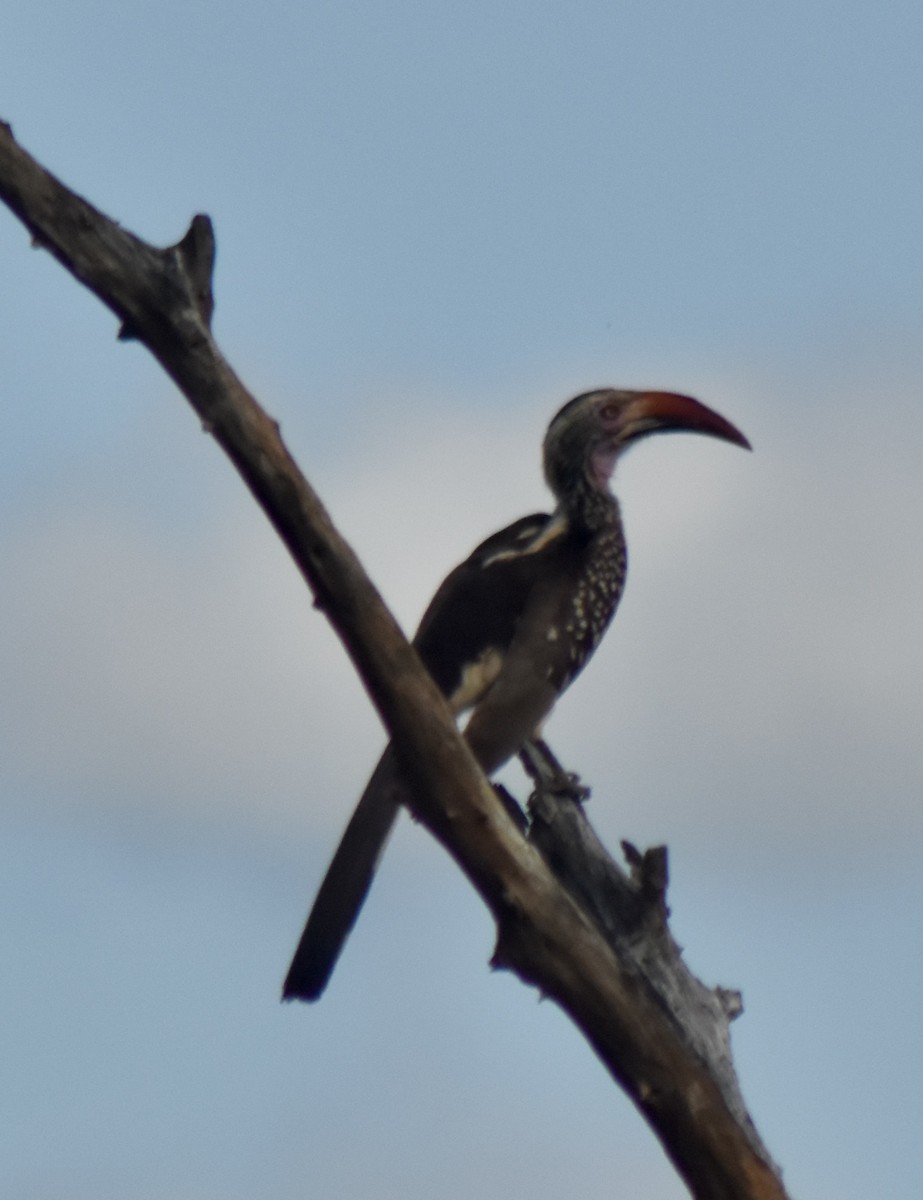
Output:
[{"xmin": 283, "ymin": 388, "xmax": 750, "ymax": 1001}]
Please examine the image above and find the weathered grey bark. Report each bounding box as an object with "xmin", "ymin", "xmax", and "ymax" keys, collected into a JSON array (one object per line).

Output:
[{"xmin": 0, "ymin": 120, "xmax": 790, "ymax": 1200}]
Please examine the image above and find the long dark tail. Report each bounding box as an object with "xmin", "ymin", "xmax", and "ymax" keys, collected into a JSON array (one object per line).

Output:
[{"xmin": 282, "ymin": 748, "xmax": 402, "ymax": 1002}]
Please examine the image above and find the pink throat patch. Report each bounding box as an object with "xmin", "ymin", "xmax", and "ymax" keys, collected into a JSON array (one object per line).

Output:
[{"xmin": 589, "ymin": 448, "xmax": 617, "ymax": 490}]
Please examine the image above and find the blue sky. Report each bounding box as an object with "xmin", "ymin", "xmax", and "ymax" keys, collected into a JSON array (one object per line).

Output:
[{"xmin": 2, "ymin": 3, "xmax": 923, "ymax": 1197}]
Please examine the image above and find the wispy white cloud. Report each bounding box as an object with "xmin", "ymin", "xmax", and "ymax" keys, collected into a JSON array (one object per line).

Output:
[{"xmin": 2, "ymin": 369, "xmax": 921, "ymax": 872}]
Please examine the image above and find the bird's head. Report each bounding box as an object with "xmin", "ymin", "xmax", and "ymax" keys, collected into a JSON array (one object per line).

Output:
[{"xmin": 543, "ymin": 388, "xmax": 751, "ymax": 503}]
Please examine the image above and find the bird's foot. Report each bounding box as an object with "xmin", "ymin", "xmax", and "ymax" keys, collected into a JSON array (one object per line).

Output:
[
  {"xmin": 549, "ymin": 769, "xmax": 591, "ymax": 803},
  {"xmin": 519, "ymin": 738, "xmax": 591, "ymax": 803}
]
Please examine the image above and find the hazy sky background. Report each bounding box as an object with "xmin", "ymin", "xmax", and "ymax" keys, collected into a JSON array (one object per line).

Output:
[{"xmin": 2, "ymin": 3, "xmax": 923, "ymax": 1198}]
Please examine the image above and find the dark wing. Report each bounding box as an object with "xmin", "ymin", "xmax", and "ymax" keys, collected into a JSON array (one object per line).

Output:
[
  {"xmin": 412, "ymin": 512, "xmax": 552, "ymax": 698},
  {"xmin": 453, "ymin": 521, "xmax": 599, "ymax": 772},
  {"xmin": 413, "ymin": 510, "xmax": 600, "ymax": 773}
]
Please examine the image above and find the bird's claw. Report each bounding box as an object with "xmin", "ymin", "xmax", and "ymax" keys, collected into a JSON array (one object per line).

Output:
[{"xmin": 518, "ymin": 738, "xmax": 591, "ymax": 803}]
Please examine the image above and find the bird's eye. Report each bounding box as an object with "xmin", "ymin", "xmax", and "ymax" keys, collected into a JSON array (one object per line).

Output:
[{"xmin": 600, "ymin": 401, "xmax": 620, "ymax": 421}]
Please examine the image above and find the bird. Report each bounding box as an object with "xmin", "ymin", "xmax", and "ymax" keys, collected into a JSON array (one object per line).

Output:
[{"xmin": 283, "ymin": 388, "xmax": 750, "ymax": 1001}]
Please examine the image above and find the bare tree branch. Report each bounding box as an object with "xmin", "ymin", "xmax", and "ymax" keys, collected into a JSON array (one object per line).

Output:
[{"xmin": 0, "ymin": 120, "xmax": 790, "ymax": 1200}]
